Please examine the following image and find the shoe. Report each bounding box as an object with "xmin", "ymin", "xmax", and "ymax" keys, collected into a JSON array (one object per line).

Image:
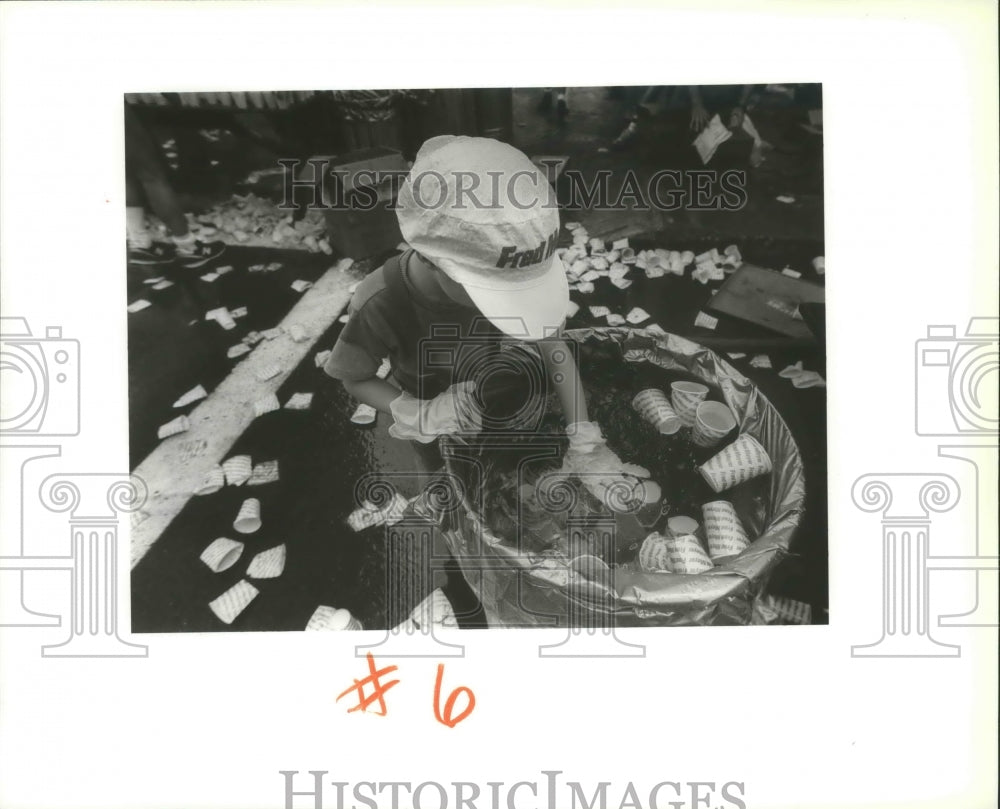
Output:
[
  {"xmin": 176, "ymin": 240, "xmax": 226, "ymax": 269},
  {"xmin": 128, "ymin": 242, "xmax": 176, "ymax": 266}
]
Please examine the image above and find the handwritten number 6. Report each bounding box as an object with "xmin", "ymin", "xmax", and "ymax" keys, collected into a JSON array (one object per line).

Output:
[{"xmin": 433, "ymin": 664, "xmax": 475, "ymax": 728}]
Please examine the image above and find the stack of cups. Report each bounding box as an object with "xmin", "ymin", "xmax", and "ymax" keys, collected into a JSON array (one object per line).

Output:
[
  {"xmin": 698, "ymin": 434, "xmax": 773, "ymax": 493},
  {"xmin": 702, "ymin": 501, "xmax": 751, "ymax": 562},
  {"xmin": 632, "ymin": 389, "xmax": 682, "ymax": 434},
  {"xmin": 691, "ymin": 401, "xmax": 737, "ymax": 448},
  {"xmin": 670, "ymin": 381, "xmax": 709, "ymax": 428}
]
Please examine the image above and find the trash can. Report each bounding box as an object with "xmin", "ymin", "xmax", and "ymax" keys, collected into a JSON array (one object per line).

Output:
[{"xmin": 417, "ymin": 327, "xmax": 807, "ymax": 627}]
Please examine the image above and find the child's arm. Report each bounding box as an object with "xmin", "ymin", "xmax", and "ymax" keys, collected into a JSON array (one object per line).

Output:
[
  {"xmin": 343, "ymin": 376, "xmax": 403, "ymax": 414},
  {"xmin": 538, "ymin": 338, "xmax": 589, "ymax": 426}
]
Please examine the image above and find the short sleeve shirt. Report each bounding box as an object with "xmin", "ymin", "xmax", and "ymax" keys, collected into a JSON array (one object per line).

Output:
[{"xmin": 323, "ymin": 250, "xmax": 528, "ymax": 402}]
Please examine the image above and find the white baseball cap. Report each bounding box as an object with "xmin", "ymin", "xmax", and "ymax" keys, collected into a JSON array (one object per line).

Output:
[{"xmin": 396, "ymin": 135, "xmax": 567, "ymax": 341}]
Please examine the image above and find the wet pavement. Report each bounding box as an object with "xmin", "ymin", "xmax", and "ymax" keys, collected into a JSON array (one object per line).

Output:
[{"xmin": 129, "ymin": 86, "xmax": 827, "ymax": 632}]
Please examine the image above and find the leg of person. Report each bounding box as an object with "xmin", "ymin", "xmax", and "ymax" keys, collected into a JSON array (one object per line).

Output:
[
  {"xmin": 124, "ymin": 116, "xmax": 176, "ymax": 266},
  {"xmin": 124, "ymin": 104, "xmax": 226, "ymax": 269}
]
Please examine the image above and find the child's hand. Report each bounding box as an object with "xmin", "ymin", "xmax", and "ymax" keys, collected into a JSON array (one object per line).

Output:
[
  {"xmin": 388, "ymin": 381, "xmax": 482, "ymax": 443},
  {"xmin": 561, "ymin": 422, "xmax": 655, "ymax": 512}
]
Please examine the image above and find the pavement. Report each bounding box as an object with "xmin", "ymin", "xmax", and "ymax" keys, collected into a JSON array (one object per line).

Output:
[{"xmin": 129, "ymin": 86, "xmax": 827, "ymax": 632}]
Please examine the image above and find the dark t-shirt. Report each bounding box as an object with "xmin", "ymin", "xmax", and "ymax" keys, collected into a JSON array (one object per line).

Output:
[{"xmin": 324, "ymin": 250, "xmax": 542, "ymax": 408}]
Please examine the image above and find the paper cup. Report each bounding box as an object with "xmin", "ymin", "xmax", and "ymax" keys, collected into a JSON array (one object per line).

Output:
[
  {"xmin": 306, "ymin": 606, "xmax": 363, "ymax": 631},
  {"xmin": 410, "ymin": 588, "xmax": 458, "ymax": 628},
  {"xmin": 215, "ymin": 310, "xmax": 236, "ymax": 330},
  {"xmin": 691, "ymin": 401, "xmax": 737, "ymax": 448},
  {"xmin": 247, "ymin": 460, "xmax": 280, "ymax": 486},
  {"xmin": 663, "ymin": 534, "xmax": 714, "ymax": 573},
  {"xmin": 253, "ymin": 394, "xmax": 280, "ymax": 417},
  {"xmin": 639, "ymin": 533, "xmax": 671, "ymax": 572},
  {"xmin": 233, "ymin": 498, "xmax": 262, "ymax": 533},
  {"xmin": 222, "ymin": 455, "xmax": 252, "ymax": 486},
  {"xmin": 173, "ymin": 384, "xmax": 207, "ymax": 408},
  {"xmin": 632, "ymin": 389, "xmax": 682, "ymax": 435},
  {"xmin": 157, "ymin": 415, "xmax": 190, "ymax": 439},
  {"xmin": 670, "ymin": 381, "xmax": 710, "ymax": 427},
  {"xmin": 200, "ymin": 537, "xmax": 245, "ymax": 573},
  {"xmin": 812, "ymin": 255, "xmax": 825, "ymax": 274},
  {"xmin": 701, "ymin": 501, "xmax": 751, "ymax": 561},
  {"xmin": 666, "ymin": 515, "xmax": 700, "ymax": 537},
  {"xmin": 256, "ymin": 363, "xmax": 281, "ymax": 381},
  {"xmin": 194, "ymin": 465, "xmax": 225, "ymax": 495},
  {"xmin": 209, "ymin": 580, "xmax": 258, "ymax": 624},
  {"xmin": 351, "ymin": 403, "xmax": 377, "ymax": 425},
  {"xmin": 697, "ymin": 434, "xmax": 773, "ymax": 493},
  {"xmin": 247, "ymin": 544, "xmax": 286, "ymax": 579},
  {"xmin": 288, "ymin": 323, "xmax": 308, "ymax": 342},
  {"xmin": 284, "ymin": 392, "xmax": 313, "ymax": 410}
]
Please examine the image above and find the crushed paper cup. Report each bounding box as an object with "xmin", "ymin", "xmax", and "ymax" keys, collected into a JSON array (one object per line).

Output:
[
  {"xmin": 152, "ymin": 280, "xmax": 174, "ymax": 290},
  {"xmin": 589, "ymin": 305, "xmax": 611, "ymax": 318},
  {"xmin": 792, "ymin": 370, "xmax": 826, "ymax": 388},
  {"xmin": 701, "ymin": 500, "xmax": 751, "ymax": 562},
  {"xmin": 680, "ymin": 250, "xmax": 695, "ymax": 265},
  {"xmin": 580, "ymin": 270, "xmax": 601, "ymax": 282},
  {"xmin": 288, "ymin": 324, "xmax": 308, "ymax": 342},
  {"xmin": 759, "ymin": 594, "xmax": 812, "ymax": 625},
  {"xmin": 698, "ymin": 434, "xmax": 773, "ymax": 493},
  {"xmin": 667, "ymin": 515, "xmax": 700, "ymax": 536},
  {"xmin": 200, "ymin": 537, "xmax": 245, "ymax": 573},
  {"xmin": 266, "ymin": 262, "xmax": 283, "ymax": 272},
  {"xmin": 194, "ymin": 465, "xmax": 226, "ymax": 495},
  {"xmin": 347, "ymin": 492, "xmax": 409, "ymax": 532},
  {"xmin": 173, "ymin": 384, "xmax": 207, "ymax": 408},
  {"xmin": 247, "ymin": 460, "xmax": 280, "ymax": 486},
  {"xmin": 142, "ymin": 276, "xmax": 165, "ymax": 285},
  {"xmin": 779, "ymin": 361, "xmax": 805, "ymax": 378},
  {"xmin": 695, "ymin": 248, "xmax": 721, "ymax": 265},
  {"xmin": 338, "ymin": 314, "xmax": 349, "ymax": 324},
  {"xmin": 284, "ymin": 392, "xmax": 313, "ymax": 410},
  {"xmin": 214, "ymin": 310, "xmax": 237, "ymax": 330},
  {"xmin": 639, "ymin": 533, "xmax": 671, "ymax": 572},
  {"xmin": 227, "ymin": 343, "xmax": 251, "ymax": 359},
  {"xmin": 694, "ymin": 311, "xmax": 718, "ymax": 330},
  {"xmin": 157, "ymin": 415, "xmax": 190, "ymax": 439},
  {"xmin": 566, "ymin": 300, "xmax": 580, "ymax": 318},
  {"xmin": 230, "ymin": 306, "xmax": 248, "ymax": 318},
  {"xmin": 724, "ymin": 245, "xmax": 742, "ymax": 262},
  {"xmin": 351, "ymin": 403, "xmax": 377, "ymax": 425},
  {"xmin": 590, "ymin": 256, "xmax": 609, "ymax": 271},
  {"xmin": 691, "ymin": 401, "xmax": 737, "ymax": 448},
  {"xmin": 375, "ymin": 357, "xmax": 391, "ymax": 379},
  {"xmin": 261, "ymin": 327, "xmax": 283, "ymax": 341},
  {"xmin": 606, "ymin": 313, "xmax": 626, "ymax": 326},
  {"xmin": 781, "ymin": 267, "xmax": 802, "ymax": 278},
  {"xmin": 200, "ymin": 272, "xmax": 219, "ymax": 283},
  {"xmin": 222, "ymin": 454, "xmax": 253, "ymax": 486},
  {"xmin": 576, "ymin": 281, "xmax": 595, "ymax": 293},
  {"xmin": 249, "ymin": 263, "xmax": 266, "ymax": 273},
  {"xmin": 565, "ymin": 222, "xmax": 582, "ymax": 231},
  {"xmin": 588, "ymin": 238, "xmax": 607, "ymax": 255},
  {"xmin": 608, "ymin": 264, "xmax": 629, "ymax": 281},
  {"xmin": 812, "ymin": 256, "xmax": 825, "ymax": 274},
  {"xmin": 306, "ymin": 606, "xmax": 363, "ymax": 631},
  {"xmin": 611, "ymin": 238, "xmax": 630, "ymax": 250},
  {"xmin": 632, "ymin": 389, "xmax": 682, "ymax": 435},
  {"xmin": 256, "ymin": 363, "xmax": 281, "ymax": 381},
  {"xmin": 215, "ymin": 265, "xmax": 234, "ymax": 275},
  {"xmin": 291, "ymin": 279, "xmax": 312, "ymax": 293},
  {"xmin": 627, "ymin": 307, "xmax": 650, "ymax": 324},
  {"xmin": 247, "ymin": 544, "xmax": 286, "ymax": 579},
  {"xmin": 670, "ymin": 380, "xmax": 710, "ymax": 427},
  {"xmin": 750, "ymin": 354, "xmax": 772, "ymax": 369},
  {"xmin": 776, "ymin": 195, "xmax": 795, "ymax": 204},
  {"xmin": 209, "ymin": 580, "xmax": 258, "ymax": 624},
  {"xmin": 610, "ymin": 277, "xmax": 632, "ymax": 290},
  {"xmin": 234, "ymin": 498, "xmax": 262, "ymax": 534},
  {"xmin": 728, "ymin": 352, "xmax": 747, "ymax": 359},
  {"xmin": 127, "ymin": 299, "xmax": 152, "ymax": 313},
  {"xmin": 253, "ymin": 393, "xmax": 280, "ymax": 417},
  {"xmin": 314, "ymin": 349, "xmax": 332, "ymax": 368},
  {"xmin": 606, "ymin": 249, "xmax": 621, "ymax": 263},
  {"xmin": 410, "ymin": 588, "xmax": 458, "ymax": 628}
]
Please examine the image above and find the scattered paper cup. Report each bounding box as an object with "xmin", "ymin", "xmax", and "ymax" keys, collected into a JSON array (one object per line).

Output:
[
  {"xmin": 626, "ymin": 307, "xmax": 650, "ymax": 324},
  {"xmin": 193, "ymin": 465, "xmax": 225, "ymax": 495},
  {"xmin": 253, "ymin": 394, "xmax": 280, "ymax": 417},
  {"xmin": 288, "ymin": 324, "xmax": 308, "ymax": 342},
  {"xmin": 157, "ymin": 415, "xmax": 190, "ymax": 439},
  {"xmin": 351, "ymin": 403, "xmax": 377, "ymax": 425},
  {"xmin": 306, "ymin": 606, "xmax": 363, "ymax": 631},
  {"xmin": 666, "ymin": 515, "xmax": 700, "ymax": 536},
  {"xmin": 247, "ymin": 544, "xmax": 286, "ymax": 579},
  {"xmin": 222, "ymin": 454, "xmax": 252, "ymax": 486},
  {"xmin": 173, "ymin": 384, "xmax": 207, "ymax": 408},
  {"xmin": 670, "ymin": 381, "xmax": 710, "ymax": 427},
  {"xmin": 247, "ymin": 460, "xmax": 280, "ymax": 486},
  {"xmin": 200, "ymin": 537, "xmax": 245, "ymax": 573},
  {"xmin": 639, "ymin": 533, "xmax": 671, "ymax": 572},
  {"xmin": 256, "ymin": 363, "xmax": 281, "ymax": 381},
  {"xmin": 234, "ymin": 498, "xmax": 262, "ymax": 533},
  {"xmin": 701, "ymin": 500, "xmax": 751, "ymax": 562},
  {"xmin": 691, "ymin": 401, "xmax": 737, "ymax": 448},
  {"xmin": 410, "ymin": 588, "xmax": 458, "ymax": 628},
  {"xmin": 209, "ymin": 580, "xmax": 258, "ymax": 624},
  {"xmin": 227, "ymin": 343, "xmax": 251, "ymax": 359},
  {"xmin": 812, "ymin": 256, "xmax": 825, "ymax": 274},
  {"xmin": 606, "ymin": 313, "xmax": 626, "ymax": 326},
  {"xmin": 697, "ymin": 434, "xmax": 773, "ymax": 493},
  {"xmin": 284, "ymin": 392, "xmax": 313, "ymax": 410},
  {"xmin": 632, "ymin": 389, "xmax": 682, "ymax": 434}
]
